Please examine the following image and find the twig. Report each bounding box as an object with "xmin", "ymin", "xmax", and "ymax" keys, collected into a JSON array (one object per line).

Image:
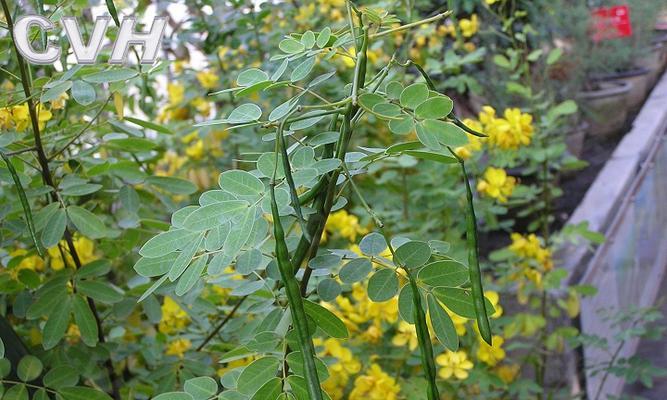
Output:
[
  {"xmin": 196, "ymin": 297, "xmax": 247, "ymax": 351},
  {"xmin": 48, "ymin": 94, "xmax": 113, "ymax": 160}
]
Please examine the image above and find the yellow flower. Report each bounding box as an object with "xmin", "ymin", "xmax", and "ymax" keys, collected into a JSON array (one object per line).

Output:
[
  {"xmin": 450, "ymin": 311, "xmax": 468, "ymax": 336},
  {"xmin": 391, "ymin": 321, "xmax": 418, "ymax": 350},
  {"xmin": 485, "ymin": 290, "xmax": 503, "ymax": 318},
  {"xmin": 167, "ymin": 83, "xmax": 185, "ymax": 106},
  {"xmin": 438, "ymin": 23, "xmax": 456, "ymax": 38},
  {"xmin": 185, "ymin": 139, "xmax": 205, "ymax": 160},
  {"xmin": 28, "ymin": 327, "xmax": 42, "ymax": 346},
  {"xmin": 11, "ymin": 104, "xmax": 30, "ymax": 131},
  {"xmin": 496, "ymin": 364, "xmax": 520, "ymax": 383},
  {"xmin": 49, "ymin": 92, "xmax": 69, "ymax": 110},
  {"xmin": 0, "ymin": 107, "xmax": 12, "ymax": 129},
  {"xmin": 454, "ymin": 118, "xmax": 483, "ymax": 159},
  {"xmin": 316, "ymin": 0, "xmax": 345, "ymax": 18},
  {"xmin": 155, "ymin": 150, "xmax": 187, "ymax": 177},
  {"xmin": 503, "ymin": 108, "xmax": 533, "ymax": 147},
  {"xmin": 504, "ymin": 313, "xmax": 546, "ymax": 338},
  {"xmin": 323, "ymin": 367, "xmax": 349, "ymax": 400},
  {"xmin": 9, "ymin": 248, "xmax": 44, "ymax": 272},
  {"xmin": 324, "ymin": 210, "xmax": 368, "ymax": 242},
  {"xmin": 458, "ymin": 14, "xmax": 479, "ymax": 38},
  {"xmin": 361, "ymin": 324, "xmax": 383, "ymax": 344},
  {"xmin": 47, "ymin": 236, "xmax": 97, "ymax": 270},
  {"xmin": 463, "ymin": 42, "xmax": 477, "ymax": 52},
  {"xmin": 1, "ymin": 80, "xmax": 14, "ymax": 91},
  {"xmin": 477, "ymin": 335, "xmax": 506, "ymax": 366},
  {"xmin": 477, "ymin": 167, "xmax": 516, "ymax": 203},
  {"xmin": 205, "ymin": 285, "xmax": 231, "ymax": 304},
  {"xmin": 66, "ymin": 324, "xmax": 81, "ymax": 344},
  {"xmin": 349, "ymin": 363, "xmax": 400, "ymax": 400},
  {"xmin": 181, "ymin": 131, "xmax": 199, "ymax": 144},
  {"xmin": 317, "ymin": 338, "xmax": 361, "ymax": 399},
  {"xmin": 165, "ymin": 338, "xmax": 191, "ymax": 358},
  {"xmin": 196, "ymin": 70, "xmax": 219, "ymax": 90},
  {"xmin": 436, "ymin": 350, "xmax": 474, "ymax": 380},
  {"xmin": 187, "ymin": 168, "xmax": 212, "ymax": 190},
  {"xmin": 479, "ymin": 106, "xmax": 533, "ymax": 150},
  {"xmin": 509, "ymin": 233, "xmax": 552, "ymax": 270},
  {"xmin": 295, "ymin": 3, "xmax": 316, "ymax": 26},
  {"xmin": 37, "ymin": 106, "xmax": 52, "ymax": 130},
  {"xmin": 217, "ymin": 357, "xmax": 254, "ymax": 377},
  {"xmin": 486, "ymin": 0, "xmax": 500, "ymax": 4},
  {"xmin": 191, "ymin": 97, "xmax": 211, "ymax": 116},
  {"xmin": 207, "ymin": 129, "xmax": 228, "ymax": 158},
  {"xmin": 339, "ymin": 47, "xmax": 384, "ymax": 69},
  {"xmin": 323, "ymin": 282, "xmax": 398, "ymax": 338},
  {"xmin": 159, "ymin": 297, "xmax": 190, "ymax": 334},
  {"xmin": 320, "ymin": 338, "xmax": 361, "ymax": 375}
]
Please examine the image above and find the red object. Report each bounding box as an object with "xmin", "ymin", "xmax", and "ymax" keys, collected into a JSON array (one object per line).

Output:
[{"xmin": 591, "ymin": 5, "xmax": 633, "ymax": 42}]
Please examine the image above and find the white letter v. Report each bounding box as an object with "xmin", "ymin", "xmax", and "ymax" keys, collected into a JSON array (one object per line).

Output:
[{"xmin": 62, "ymin": 16, "xmax": 110, "ymax": 64}]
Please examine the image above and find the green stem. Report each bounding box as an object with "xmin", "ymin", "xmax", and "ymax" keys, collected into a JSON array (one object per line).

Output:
[
  {"xmin": 298, "ymin": 175, "xmax": 327, "ymax": 205},
  {"xmin": 341, "ymin": 162, "xmax": 383, "ymax": 228},
  {"xmin": 370, "ymin": 11, "xmax": 452, "ymax": 38},
  {"xmin": 289, "ymin": 115, "xmax": 339, "ymax": 271},
  {"xmin": 284, "ymin": 108, "xmax": 345, "ymax": 125}
]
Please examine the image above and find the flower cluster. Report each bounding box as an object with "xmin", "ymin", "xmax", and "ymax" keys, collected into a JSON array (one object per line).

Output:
[
  {"xmin": 46, "ymin": 236, "xmax": 97, "ymax": 270},
  {"xmin": 0, "ymin": 103, "xmax": 53, "ymax": 132},
  {"xmin": 159, "ymin": 297, "xmax": 190, "ymax": 335},
  {"xmin": 324, "ymin": 282, "xmax": 398, "ymax": 342},
  {"xmin": 349, "ymin": 363, "xmax": 401, "ymax": 400},
  {"xmin": 316, "ymin": 338, "xmax": 361, "ymax": 399},
  {"xmin": 506, "ymin": 233, "xmax": 555, "ymax": 304},
  {"xmin": 165, "ymin": 338, "xmax": 192, "ymax": 358},
  {"xmin": 324, "ymin": 210, "xmax": 369, "ymax": 242},
  {"xmin": 477, "ymin": 106, "xmax": 534, "ymax": 150},
  {"xmin": 509, "ymin": 233, "xmax": 553, "ymax": 271}
]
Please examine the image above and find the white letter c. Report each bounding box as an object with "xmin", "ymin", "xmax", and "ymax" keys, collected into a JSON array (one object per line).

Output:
[{"xmin": 14, "ymin": 15, "xmax": 60, "ymax": 64}]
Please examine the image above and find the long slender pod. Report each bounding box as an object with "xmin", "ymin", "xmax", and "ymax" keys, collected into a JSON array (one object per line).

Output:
[
  {"xmin": 1, "ymin": 153, "xmax": 43, "ymax": 256},
  {"xmin": 277, "ymin": 112, "xmax": 310, "ymax": 241},
  {"xmin": 408, "ymin": 272, "xmax": 440, "ymax": 400},
  {"xmin": 409, "ymin": 58, "xmax": 492, "ymax": 343},
  {"xmin": 457, "ymin": 154, "xmax": 492, "ymax": 344}
]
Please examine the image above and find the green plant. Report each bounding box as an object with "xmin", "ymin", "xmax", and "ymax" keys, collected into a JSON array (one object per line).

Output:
[
  {"xmin": 571, "ymin": 306, "xmax": 667, "ymax": 400},
  {"xmin": 131, "ymin": 5, "xmax": 500, "ymax": 399}
]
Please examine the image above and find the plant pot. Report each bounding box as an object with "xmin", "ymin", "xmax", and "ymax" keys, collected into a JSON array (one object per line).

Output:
[
  {"xmin": 565, "ymin": 121, "xmax": 589, "ymax": 159},
  {"xmin": 592, "ymin": 67, "xmax": 651, "ymax": 113},
  {"xmin": 638, "ymin": 42, "xmax": 666, "ymax": 88},
  {"xmin": 577, "ymin": 81, "xmax": 632, "ymax": 138},
  {"xmin": 656, "ymin": 9, "xmax": 667, "ymax": 31}
]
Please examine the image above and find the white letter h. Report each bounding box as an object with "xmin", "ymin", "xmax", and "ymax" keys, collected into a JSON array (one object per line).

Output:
[{"xmin": 110, "ymin": 17, "xmax": 166, "ymax": 64}]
